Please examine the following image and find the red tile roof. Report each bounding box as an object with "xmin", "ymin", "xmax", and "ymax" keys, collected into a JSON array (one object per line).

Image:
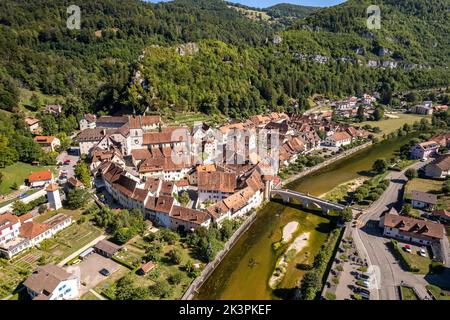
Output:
[{"xmin": 28, "ymin": 170, "xmax": 52, "ymax": 183}]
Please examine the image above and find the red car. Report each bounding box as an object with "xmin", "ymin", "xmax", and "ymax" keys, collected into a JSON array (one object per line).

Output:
[{"xmin": 64, "ymin": 159, "xmax": 71, "ymax": 164}]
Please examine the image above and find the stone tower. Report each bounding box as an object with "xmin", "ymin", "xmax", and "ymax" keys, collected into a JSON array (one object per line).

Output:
[{"xmin": 46, "ymin": 183, "xmax": 62, "ymax": 210}]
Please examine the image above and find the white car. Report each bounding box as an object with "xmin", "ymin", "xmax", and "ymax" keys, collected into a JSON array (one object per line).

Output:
[{"xmin": 419, "ymin": 248, "xmax": 427, "ymax": 257}]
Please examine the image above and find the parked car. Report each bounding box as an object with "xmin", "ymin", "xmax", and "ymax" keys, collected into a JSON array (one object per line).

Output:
[
  {"xmin": 99, "ymin": 268, "xmax": 110, "ymax": 276},
  {"xmin": 18, "ymin": 193, "xmax": 28, "ymax": 199},
  {"xmin": 64, "ymin": 159, "xmax": 71, "ymax": 165},
  {"xmin": 355, "ymin": 288, "xmax": 371, "ymax": 296},
  {"xmin": 404, "ymin": 244, "xmax": 412, "ymax": 253},
  {"xmin": 357, "ymin": 280, "xmax": 370, "ymax": 288},
  {"xmin": 357, "ymin": 273, "xmax": 371, "ymax": 281},
  {"xmin": 419, "ymin": 248, "xmax": 427, "ymax": 257}
]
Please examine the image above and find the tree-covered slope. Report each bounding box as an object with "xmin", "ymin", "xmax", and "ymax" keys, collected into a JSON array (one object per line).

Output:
[
  {"xmin": 0, "ymin": 0, "xmax": 270, "ymax": 116},
  {"xmin": 126, "ymin": 0, "xmax": 449, "ymax": 118},
  {"xmin": 0, "ymin": 0, "xmax": 448, "ymax": 120}
]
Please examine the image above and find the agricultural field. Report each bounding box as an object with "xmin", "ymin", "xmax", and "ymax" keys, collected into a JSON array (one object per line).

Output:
[
  {"xmin": 359, "ymin": 113, "xmax": 426, "ymax": 137},
  {"xmin": 163, "ymin": 112, "xmax": 227, "ymax": 128}
]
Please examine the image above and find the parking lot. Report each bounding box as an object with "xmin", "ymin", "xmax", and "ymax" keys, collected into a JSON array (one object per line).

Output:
[
  {"xmin": 66, "ymin": 253, "xmax": 125, "ymax": 296},
  {"xmin": 56, "ymin": 149, "xmax": 80, "ymax": 183}
]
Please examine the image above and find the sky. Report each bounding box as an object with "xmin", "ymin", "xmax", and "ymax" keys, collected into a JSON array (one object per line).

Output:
[{"xmin": 146, "ymin": 1, "xmax": 346, "ymax": 8}]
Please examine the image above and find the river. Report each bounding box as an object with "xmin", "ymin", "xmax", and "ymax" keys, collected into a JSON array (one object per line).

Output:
[{"xmin": 195, "ymin": 134, "xmax": 415, "ymax": 300}]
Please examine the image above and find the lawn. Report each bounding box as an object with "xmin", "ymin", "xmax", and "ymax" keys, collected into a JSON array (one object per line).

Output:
[
  {"xmin": 404, "ymin": 178, "xmax": 444, "ymax": 200},
  {"xmin": 80, "ymin": 291, "xmax": 101, "ymax": 300},
  {"xmin": 0, "ymin": 162, "xmax": 57, "ymax": 195},
  {"xmin": 396, "ymin": 246, "xmax": 432, "ymax": 274},
  {"xmin": 426, "ymin": 284, "xmax": 450, "ymax": 300},
  {"xmin": 400, "ymin": 286, "xmax": 419, "ymax": 300},
  {"xmin": 359, "ymin": 113, "xmax": 426, "ymax": 137}
]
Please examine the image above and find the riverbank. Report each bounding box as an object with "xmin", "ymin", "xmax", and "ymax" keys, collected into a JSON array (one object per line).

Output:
[
  {"xmin": 281, "ymin": 142, "xmax": 372, "ymax": 187},
  {"xmin": 195, "ymin": 133, "xmax": 419, "ymax": 300}
]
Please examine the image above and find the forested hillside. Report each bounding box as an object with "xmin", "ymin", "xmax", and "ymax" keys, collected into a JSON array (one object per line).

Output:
[
  {"xmin": 126, "ymin": 0, "xmax": 449, "ymax": 118},
  {"xmin": 0, "ymin": 0, "xmax": 449, "ymax": 121}
]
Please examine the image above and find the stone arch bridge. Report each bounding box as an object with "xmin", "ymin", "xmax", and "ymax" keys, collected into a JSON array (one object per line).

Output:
[{"xmin": 270, "ymin": 189, "xmax": 348, "ymax": 214}]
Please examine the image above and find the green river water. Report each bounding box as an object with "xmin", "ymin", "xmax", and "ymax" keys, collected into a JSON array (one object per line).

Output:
[{"xmin": 195, "ymin": 134, "xmax": 415, "ymax": 300}]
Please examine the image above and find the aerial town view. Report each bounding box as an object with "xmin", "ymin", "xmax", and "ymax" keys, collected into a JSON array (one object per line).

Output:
[{"xmin": 0, "ymin": 0, "xmax": 449, "ymax": 311}]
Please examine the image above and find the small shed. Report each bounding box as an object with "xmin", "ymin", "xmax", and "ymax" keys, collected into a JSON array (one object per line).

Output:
[
  {"xmin": 94, "ymin": 240, "xmax": 121, "ymax": 258},
  {"xmin": 137, "ymin": 261, "xmax": 156, "ymax": 275},
  {"xmin": 79, "ymin": 247, "xmax": 95, "ymax": 260}
]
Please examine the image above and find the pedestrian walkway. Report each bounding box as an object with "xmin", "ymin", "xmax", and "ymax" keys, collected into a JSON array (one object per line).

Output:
[{"xmin": 89, "ymin": 289, "xmax": 107, "ymax": 300}]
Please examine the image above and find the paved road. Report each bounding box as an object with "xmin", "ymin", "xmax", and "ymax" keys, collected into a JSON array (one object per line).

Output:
[
  {"xmin": 0, "ymin": 188, "xmax": 47, "ymax": 214},
  {"xmin": 352, "ymin": 161, "xmax": 435, "ymax": 300}
]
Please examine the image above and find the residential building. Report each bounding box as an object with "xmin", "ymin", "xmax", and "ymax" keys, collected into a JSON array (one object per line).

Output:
[
  {"xmin": 411, "ymin": 191, "xmax": 438, "ymax": 211},
  {"xmin": 34, "ymin": 136, "xmax": 61, "ymax": 152},
  {"xmin": 379, "ymin": 213, "xmax": 444, "ymax": 245},
  {"xmin": 324, "ymin": 131, "xmax": 352, "ymax": 147},
  {"xmin": 25, "ymin": 117, "xmax": 40, "ymax": 133},
  {"xmin": 28, "ymin": 170, "xmax": 53, "ymax": 188},
  {"xmin": 79, "ymin": 114, "xmax": 97, "ymax": 131},
  {"xmin": 0, "ymin": 213, "xmax": 72, "ymax": 259},
  {"xmin": 431, "ymin": 133, "xmax": 450, "ymax": 148},
  {"xmin": 410, "ymin": 141, "xmax": 440, "ymax": 159},
  {"xmin": 23, "ymin": 265, "xmax": 80, "ymax": 300},
  {"xmin": 45, "ymin": 104, "xmax": 63, "ymax": 115},
  {"xmin": 424, "ymin": 154, "xmax": 450, "ymax": 179},
  {"xmin": 432, "ymin": 209, "xmax": 450, "ymax": 223},
  {"xmin": 411, "ymin": 102, "xmax": 433, "ymax": 115},
  {"xmin": 197, "ymin": 171, "xmax": 237, "ymax": 204}
]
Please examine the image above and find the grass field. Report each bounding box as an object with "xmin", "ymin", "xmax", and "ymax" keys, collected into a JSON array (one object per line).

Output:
[
  {"xmin": 18, "ymin": 88, "xmax": 65, "ymax": 115},
  {"xmin": 404, "ymin": 178, "xmax": 450, "ymax": 209},
  {"xmin": 0, "ymin": 162, "xmax": 57, "ymax": 195},
  {"xmin": 404, "ymin": 178, "xmax": 444, "ymax": 200},
  {"xmin": 400, "ymin": 286, "xmax": 419, "ymax": 300},
  {"xmin": 163, "ymin": 112, "xmax": 227, "ymax": 128},
  {"xmin": 359, "ymin": 113, "xmax": 427, "ymax": 137},
  {"xmin": 398, "ymin": 248, "xmax": 432, "ymax": 274}
]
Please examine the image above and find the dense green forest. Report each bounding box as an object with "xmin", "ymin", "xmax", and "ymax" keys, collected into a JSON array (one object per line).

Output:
[{"xmin": 0, "ymin": 0, "xmax": 449, "ymax": 121}]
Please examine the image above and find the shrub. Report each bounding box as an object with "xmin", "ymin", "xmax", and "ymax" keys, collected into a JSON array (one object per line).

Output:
[
  {"xmin": 429, "ymin": 261, "xmax": 445, "ymax": 274},
  {"xmin": 325, "ymin": 292, "xmax": 336, "ymax": 300}
]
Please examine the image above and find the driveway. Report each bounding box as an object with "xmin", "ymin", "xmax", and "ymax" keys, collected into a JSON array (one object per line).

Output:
[{"xmin": 66, "ymin": 253, "xmax": 124, "ymax": 296}]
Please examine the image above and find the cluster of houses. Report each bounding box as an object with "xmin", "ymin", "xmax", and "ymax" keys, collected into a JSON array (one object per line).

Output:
[
  {"xmin": 378, "ymin": 132, "xmax": 450, "ymax": 255},
  {"xmin": 330, "ymin": 94, "xmax": 377, "ymax": 119},
  {"xmin": 411, "ymin": 132, "xmax": 450, "ymax": 161},
  {"xmin": 410, "ymin": 101, "xmax": 448, "ymax": 116},
  {"xmin": 73, "ymin": 110, "xmax": 372, "ymax": 232}
]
